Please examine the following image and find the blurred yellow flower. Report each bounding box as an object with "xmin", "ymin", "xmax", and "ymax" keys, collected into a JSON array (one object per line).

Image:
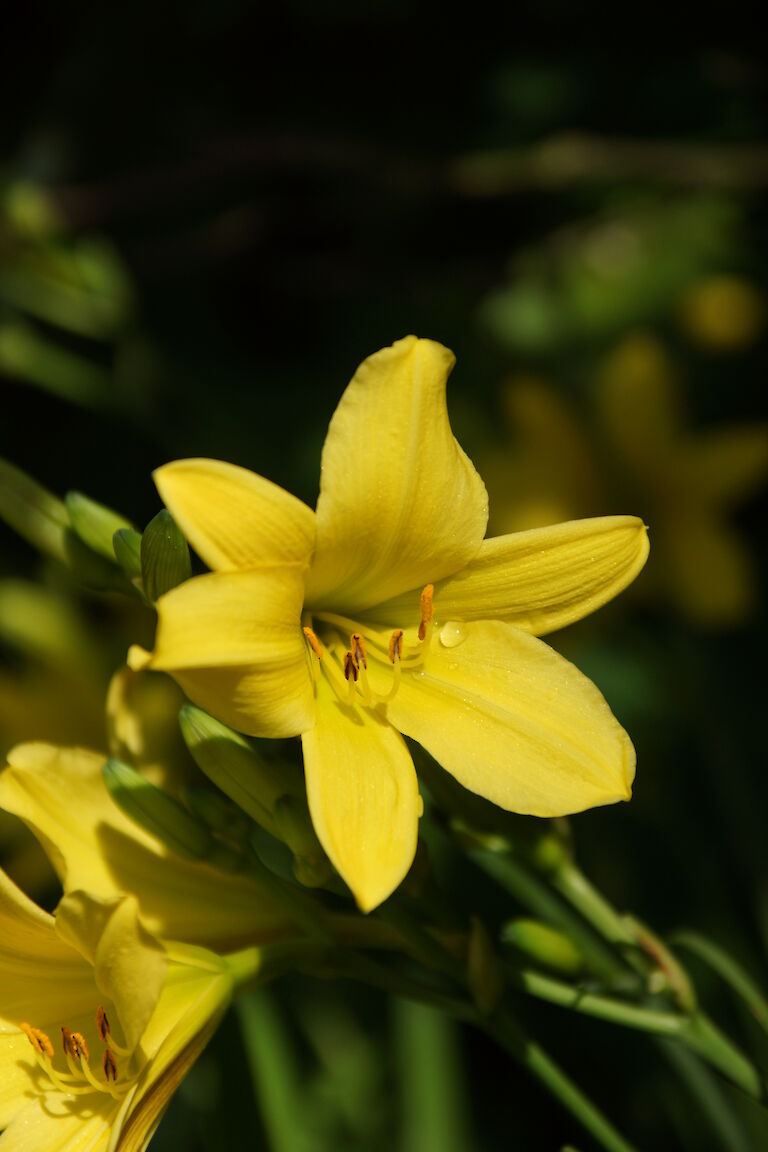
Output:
[
  {"xmin": 677, "ymin": 275, "xmax": 765, "ymax": 353},
  {"xmin": 0, "ymin": 866, "xmax": 251, "ymax": 1152},
  {"xmin": 129, "ymin": 337, "xmax": 648, "ymax": 912},
  {"xmin": 486, "ymin": 334, "xmax": 768, "ymax": 627}
]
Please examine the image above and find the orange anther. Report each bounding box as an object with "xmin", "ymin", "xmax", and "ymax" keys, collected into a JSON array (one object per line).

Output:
[
  {"xmin": 21, "ymin": 1023, "xmax": 53, "ymax": 1059},
  {"xmin": 343, "ymin": 651, "xmax": 359, "ymax": 682},
  {"xmin": 62, "ymin": 1027, "xmax": 89, "ymax": 1061},
  {"xmin": 103, "ymin": 1048, "xmax": 118, "ymax": 1082},
  {"xmin": 388, "ymin": 629, "xmax": 404, "ymax": 664},
  {"xmin": 302, "ymin": 627, "xmax": 323, "ymax": 660},
  {"xmin": 350, "ymin": 633, "xmax": 367, "ymax": 669},
  {"xmin": 96, "ymin": 1005, "xmax": 111, "ymax": 1043},
  {"xmin": 418, "ymin": 584, "xmax": 434, "ymax": 641}
]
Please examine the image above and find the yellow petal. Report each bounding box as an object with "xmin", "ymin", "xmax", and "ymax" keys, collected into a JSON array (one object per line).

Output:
[
  {"xmin": 153, "ymin": 458, "xmax": 316, "ymax": 572},
  {"xmin": 55, "ymin": 893, "xmax": 167, "ymax": 1052},
  {"xmin": 0, "ymin": 1095, "xmax": 114, "ymax": 1152},
  {"xmin": 110, "ymin": 954, "xmax": 233, "ymax": 1152},
  {"xmin": 0, "ymin": 865, "xmax": 95, "ymax": 1024},
  {"xmin": 306, "ymin": 336, "xmax": 488, "ymax": 613},
  {"xmin": 144, "ymin": 567, "xmax": 314, "ymax": 738},
  {"xmin": 387, "ymin": 622, "xmax": 635, "ymax": 817},
  {"xmin": 0, "ymin": 744, "xmax": 287, "ymax": 950},
  {"xmin": 366, "ymin": 516, "xmax": 649, "ymax": 635},
  {"xmin": 301, "ymin": 676, "xmax": 419, "ymax": 912}
]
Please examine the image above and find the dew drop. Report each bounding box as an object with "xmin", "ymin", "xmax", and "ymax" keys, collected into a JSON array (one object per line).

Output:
[{"xmin": 439, "ymin": 620, "xmax": 466, "ymax": 649}]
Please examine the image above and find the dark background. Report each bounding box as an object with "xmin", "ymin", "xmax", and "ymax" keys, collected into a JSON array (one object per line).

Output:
[{"xmin": 1, "ymin": 4, "xmax": 767, "ymax": 1149}]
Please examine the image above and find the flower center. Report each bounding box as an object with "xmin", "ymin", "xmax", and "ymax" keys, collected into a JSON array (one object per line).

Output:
[
  {"xmin": 21, "ymin": 1005, "xmax": 135, "ymax": 1100},
  {"xmin": 302, "ymin": 584, "xmax": 434, "ymax": 708}
]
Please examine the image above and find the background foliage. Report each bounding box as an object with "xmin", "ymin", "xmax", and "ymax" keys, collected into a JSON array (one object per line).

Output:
[{"xmin": 1, "ymin": 5, "xmax": 766, "ymax": 1148}]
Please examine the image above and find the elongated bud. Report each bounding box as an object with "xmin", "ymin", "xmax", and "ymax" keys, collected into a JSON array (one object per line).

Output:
[
  {"xmin": 467, "ymin": 916, "xmax": 505, "ymax": 1016},
  {"xmin": 141, "ymin": 509, "xmax": 192, "ymax": 602},
  {"xmin": 179, "ymin": 705, "xmax": 329, "ymax": 885},
  {"xmin": 65, "ymin": 491, "xmax": 134, "ymax": 562},
  {"xmin": 501, "ymin": 918, "xmax": 586, "ymax": 976},
  {"xmin": 182, "ymin": 785, "xmax": 251, "ymax": 841},
  {"xmin": 102, "ymin": 757, "xmax": 213, "ymax": 860},
  {"xmin": 113, "ymin": 528, "xmax": 143, "ymax": 580}
]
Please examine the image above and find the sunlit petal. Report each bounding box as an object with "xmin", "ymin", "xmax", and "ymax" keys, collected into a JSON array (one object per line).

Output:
[
  {"xmin": 301, "ymin": 676, "xmax": 419, "ymax": 912},
  {"xmin": 154, "ymin": 458, "xmax": 316, "ymax": 572},
  {"xmin": 365, "ymin": 517, "xmax": 649, "ymax": 635},
  {"xmin": 0, "ymin": 1095, "xmax": 114, "ymax": 1152},
  {"xmin": 388, "ymin": 621, "xmax": 634, "ymax": 817},
  {"xmin": 306, "ymin": 336, "xmax": 488, "ymax": 612},
  {"xmin": 139, "ymin": 567, "xmax": 314, "ymax": 738}
]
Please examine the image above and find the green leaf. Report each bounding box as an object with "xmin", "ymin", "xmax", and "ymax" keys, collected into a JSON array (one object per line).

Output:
[
  {"xmin": 113, "ymin": 527, "xmax": 143, "ymax": 579},
  {"xmin": 102, "ymin": 757, "xmax": 213, "ymax": 860},
  {"xmin": 0, "ymin": 457, "xmax": 123, "ymax": 589},
  {"xmin": 671, "ymin": 931, "xmax": 768, "ymax": 1035},
  {"xmin": 65, "ymin": 490, "xmax": 133, "ymax": 560},
  {"xmin": 141, "ymin": 509, "xmax": 192, "ymax": 601}
]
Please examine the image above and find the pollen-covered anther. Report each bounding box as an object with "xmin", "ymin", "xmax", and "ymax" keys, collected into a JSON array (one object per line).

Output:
[
  {"xmin": 418, "ymin": 584, "xmax": 434, "ymax": 642},
  {"xmin": 61, "ymin": 1027, "xmax": 89, "ymax": 1062},
  {"xmin": 350, "ymin": 632, "xmax": 368, "ymax": 669},
  {"xmin": 343, "ymin": 651, "xmax": 359, "ymax": 682},
  {"xmin": 96, "ymin": 1005, "xmax": 110, "ymax": 1043},
  {"xmin": 21, "ymin": 1023, "xmax": 53, "ymax": 1059},
  {"xmin": 302, "ymin": 626, "xmax": 324, "ymax": 660},
  {"xmin": 388, "ymin": 629, "xmax": 404, "ymax": 664},
  {"xmin": 103, "ymin": 1049, "xmax": 118, "ymax": 1082}
]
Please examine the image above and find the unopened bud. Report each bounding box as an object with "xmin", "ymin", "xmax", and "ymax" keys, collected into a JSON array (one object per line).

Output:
[
  {"xmin": 141, "ymin": 510, "xmax": 192, "ymax": 602},
  {"xmin": 501, "ymin": 918, "xmax": 585, "ymax": 976}
]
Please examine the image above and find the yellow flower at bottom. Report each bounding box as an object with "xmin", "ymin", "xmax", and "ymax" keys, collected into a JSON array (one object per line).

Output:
[
  {"xmin": 0, "ymin": 870, "xmax": 243, "ymax": 1152},
  {"xmin": 129, "ymin": 336, "xmax": 649, "ymax": 912}
]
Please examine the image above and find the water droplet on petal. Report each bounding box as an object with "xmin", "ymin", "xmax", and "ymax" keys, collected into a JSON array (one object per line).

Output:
[{"xmin": 439, "ymin": 621, "xmax": 466, "ymax": 649}]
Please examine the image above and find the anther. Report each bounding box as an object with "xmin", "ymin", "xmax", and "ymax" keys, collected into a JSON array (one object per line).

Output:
[
  {"xmin": 388, "ymin": 629, "xmax": 404, "ymax": 664},
  {"xmin": 96, "ymin": 1005, "xmax": 110, "ymax": 1043},
  {"xmin": 418, "ymin": 584, "xmax": 434, "ymax": 642},
  {"xmin": 21, "ymin": 1023, "xmax": 53, "ymax": 1059},
  {"xmin": 61, "ymin": 1027, "xmax": 89, "ymax": 1062},
  {"xmin": 103, "ymin": 1049, "xmax": 118, "ymax": 1082},
  {"xmin": 302, "ymin": 627, "xmax": 324, "ymax": 660},
  {"xmin": 350, "ymin": 633, "xmax": 367, "ymax": 669},
  {"xmin": 343, "ymin": 651, "xmax": 359, "ymax": 682}
]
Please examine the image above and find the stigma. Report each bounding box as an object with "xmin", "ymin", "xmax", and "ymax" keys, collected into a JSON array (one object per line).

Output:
[{"xmin": 21, "ymin": 1006, "xmax": 132, "ymax": 1099}]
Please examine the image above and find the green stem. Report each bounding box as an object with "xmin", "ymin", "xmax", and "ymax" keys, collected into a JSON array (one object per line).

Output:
[
  {"xmin": 553, "ymin": 861, "xmax": 637, "ymax": 949},
  {"xmin": 470, "ymin": 848, "xmax": 631, "ymax": 985},
  {"xmin": 512, "ymin": 968, "xmax": 687, "ymax": 1036}
]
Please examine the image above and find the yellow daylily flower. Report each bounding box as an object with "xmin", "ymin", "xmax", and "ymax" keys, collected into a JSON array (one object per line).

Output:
[
  {"xmin": 129, "ymin": 336, "xmax": 649, "ymax": 912},
  {"xmin": 0, "ymin": 743, "xmax": 288, "ymax": 951},
  {"xmin": 0, "ymin": 865, "xmax": 251, "ymax": 1152}
]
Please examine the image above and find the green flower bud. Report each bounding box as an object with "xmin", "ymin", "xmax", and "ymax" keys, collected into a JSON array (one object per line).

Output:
[
  {"xmin": 501, "ymin": 918, "xmax": 585, "ymax": 975},
  {"xmin": 141, "ymin": 509, "xmax": 192, "ymax": 601}
]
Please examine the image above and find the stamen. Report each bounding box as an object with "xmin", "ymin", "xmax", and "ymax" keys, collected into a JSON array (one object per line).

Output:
[
  {"xmin": 96, "ymin": 1005, "xmax": 110, "ymax": 1043},
  {"xmin": 350, "ymin": 633, "xmax": 367, "ymax": 669},
  {"xmin": 388, "ymin": 629, "xmax": 404, "ymax": 664},
  {"xmin": 22, "ymin": 1023, "xmax": 53, "ymax": 1059},
  {"xmin": 343, "ymin": 650, "xmax": 358, "ymax": 682},
  {"xmin": 96, "ymin": 1004, "xmax": 131, "ymax": 1055},
  {"xmin": 418, "ymin": 584, "xmax": 434, "ymax": 642},
  {"xmin": 61, "ymin": 1027, "xmax": 89, "ymax": 1062},
  {"xmin": 302, "ymin": 627, "xmax": 324, "ymax": 660},
  {"xmin": 103, "ymin": 1049, "xmax": 118, "ymax": 1082}
]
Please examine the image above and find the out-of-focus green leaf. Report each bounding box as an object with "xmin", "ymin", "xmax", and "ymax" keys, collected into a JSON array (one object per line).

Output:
[
  {"xmin": 671, "ymin": 932, "xmax": 768, "ymax": 1035},
  {"xmin": 65, "ymin": 490, "xmax": 133, "ymax": 560},
  {"xmin": 393, "ymin": 998, "xmax": 473, "ymax": 1152},
  {"xmin": 0, "ymin": 320, "xmax": 111, "ymax": 405},
  {"xmin": 102, "ymin": 757, "xmax": 213, "ymax": 860}
]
